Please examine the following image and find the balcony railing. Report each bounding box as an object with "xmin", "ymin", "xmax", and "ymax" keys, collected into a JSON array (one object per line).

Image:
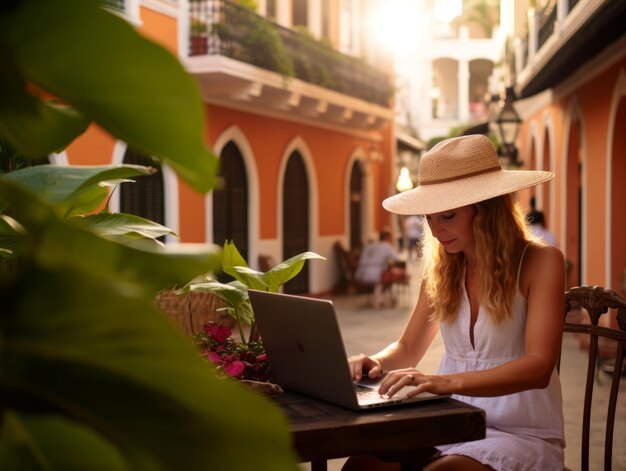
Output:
[
  {"xmin": 537, "ymin": 1, "xmax": 557, "ymax": 50},
  {"xmin": 188, "ymin": 0, "xmax": 391, "ymax": 107}
]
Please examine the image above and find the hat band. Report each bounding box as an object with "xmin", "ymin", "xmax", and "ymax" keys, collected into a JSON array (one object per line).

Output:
[{"xmin": 420, "ymin": 165, "xmax": 501, "ymax": 186}]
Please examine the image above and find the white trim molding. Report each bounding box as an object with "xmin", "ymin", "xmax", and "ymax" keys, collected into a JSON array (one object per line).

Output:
[{"xmin": 605, "ymin": 67, "xmax": 626, "ymax": 288}]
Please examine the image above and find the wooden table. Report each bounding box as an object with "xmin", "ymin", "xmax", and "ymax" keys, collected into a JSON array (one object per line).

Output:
[{"xmin": 274, "ymin": 390, "xmax": 486, "ymax": 470}]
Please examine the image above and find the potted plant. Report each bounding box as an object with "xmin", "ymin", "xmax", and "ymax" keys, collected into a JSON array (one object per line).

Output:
[
  {"xmin": 190, "ymin": 18, "xmax": 208, "ymax": 55},
  {"xmin": 189, "ymin": 240, "xmax": 325, "ymax": 383}
]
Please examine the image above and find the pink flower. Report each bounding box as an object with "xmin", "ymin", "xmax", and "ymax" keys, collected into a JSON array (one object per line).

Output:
[
  {"xmin": 207, "ymin": 323, "xmax": 231, "ymax": 343},
  {"xmin": 207, "ymin": 352, "xmax": 222, "ymax": 364},
  {"xmin": 256, "ymin": 353, "xmax": 267, "ymax": 362},
  {"xmin": 223, "ymin": 360, "xmax": 246, "ymax": 378}
]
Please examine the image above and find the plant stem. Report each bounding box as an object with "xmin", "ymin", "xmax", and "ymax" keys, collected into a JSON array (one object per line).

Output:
[{"xmin": 234, "ymin": 307, "xmax": 247, "ymax": 345}]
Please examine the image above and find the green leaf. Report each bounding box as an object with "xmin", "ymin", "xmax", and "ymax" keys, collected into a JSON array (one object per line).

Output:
[
  {"xmin": 0, "ymin": 411, "xmax": 126, "ymax": 471},
  {"xmin": 261, "ymin": 251, "xmax": 326, "ymax": 292},
  {"xmin": 0, "ymin": 42, "xmax": 90, "ymax": 158},
  {"xmin": 221, "ymin": 240, "xmax": 273, "ymax": 290},
  {"xmin": 1, "ymin": 164, "xmax": 155, "ymax": 217},
  {"xmin": 0, "ymin": 179, "xmax": 221, "ymax": 293},
  {"xmin": 221, "ymin": 240, "xmax": 249, "ymax": 275},
  {"xmin": 0, "ymin": 99, "xmax": 90, "ymax": 160},
  {"xmin": 0, "ymin": 0, "xmax": 218, "ymax": 192},
  {"xmin": 190, "ymin": 280, "xmax": 256, "ymax": 324},
  {"xmin": 0, "ymin": 215, "xmax": 25, "ymax": 258},
  {"xmin": 0, "ymin": 265, "xmax": 297, "ymax": 470},
  {"xmin": 0, "ymin": 0, "xmax": 218, "ymax": 193},
  {"xmin": 71, "ymin": 212, "xmax": 177, "ymax": 240},
  {"xmin": 231, "ymin": 265, "xmax": 271, "ymax": 291}
]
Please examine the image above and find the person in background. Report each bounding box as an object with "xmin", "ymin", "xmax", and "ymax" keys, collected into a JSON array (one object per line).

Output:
[
  {"xmin": 354, "ymin": 229, "xmax": 400, "ymax": 308},
  {"xmin": 403, "ymin": 214, "xmax": 424, "ymax": 260},
  {"xmin": 345, "ymin": 135, "xmax": 565, "ymax": 470},
  {"xmin": 527, "ymin": 209, "xmax": 557, "ymax": 247}
]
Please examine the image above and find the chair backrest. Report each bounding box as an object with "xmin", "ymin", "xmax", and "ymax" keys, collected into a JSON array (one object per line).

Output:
[
  {"xmin": 333, "ymin": 241, "xmax": 355, "ymax": 281},
  {"xmin": 258, "ymin": 254, "xmax": 275, "ymax": 273},
  {"xmin": 558, "ymin": 285, "xmax": 626, "ymax": 471}
]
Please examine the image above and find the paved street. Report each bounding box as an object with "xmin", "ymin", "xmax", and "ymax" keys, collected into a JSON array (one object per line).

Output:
[{"xmin": 299, "ymin": 257, "xmax": 626, "ymax": 470}]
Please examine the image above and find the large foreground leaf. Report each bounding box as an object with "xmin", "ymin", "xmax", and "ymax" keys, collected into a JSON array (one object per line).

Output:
[
  {"xmin": 0, "ymin": 0, "xmax": 218, "ymax": 193},
  {"xmin": 0, "ymin": 264, "xmax": 297, "ymax": 470},
  {"xmin": 2, "ymin": 164, "xmax": 155, "ymax": 217},
  {"xmin": 0, "ymin": 177, "xmax": 296, "ymax": 469},
  {"xmin": 0, "ymin": 412, "xmax": 125, "ymax": 470},
  {"xmin": 72, "ymin": 213, "xmax": 176, "ymax": 240},
  {"xmin": 0, "ymin": 179, "xmax": 220, "ymax": 293}
]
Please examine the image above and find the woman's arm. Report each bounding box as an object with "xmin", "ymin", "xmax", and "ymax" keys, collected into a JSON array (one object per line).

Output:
[
  {"xmin": 348, "ymin": 280, "xmax": 439, "ymax": 381},
  {"xmin": 381, "ymin": 245, "xmax": 565, "ymax": 398}
]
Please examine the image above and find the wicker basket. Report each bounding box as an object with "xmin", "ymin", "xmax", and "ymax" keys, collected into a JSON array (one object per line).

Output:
[{"xmin": 155, "ymin": 290, "xmax": 235, "ymax": 336}]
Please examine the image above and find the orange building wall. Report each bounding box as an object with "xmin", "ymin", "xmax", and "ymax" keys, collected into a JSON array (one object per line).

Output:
[
  {"xmin": 577, "ymin": 66, "xmax": 616, "ymax": 284},
  {"xmin": 137, "ymin": 7, "xmax": 178, "ymax": 55},
  {"xmin": 518, "ymin": 60, "xmax": 626, "ymax": 288},
  {"xmin": 59, "ymin": 7, "xmax": 398, "ymax": 248},
  {"xmin": 206, "ymin": 105, "xmax": 391, "ymax": 240},
  {"xmin": 65, "ymin": 125, "xmax": 116, "ymax": 165}
]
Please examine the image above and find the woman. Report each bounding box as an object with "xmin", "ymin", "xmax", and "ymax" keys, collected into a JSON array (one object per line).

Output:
[{"xmin": 346, "ymin": 135, "xmax": 565, "ymax": 471}]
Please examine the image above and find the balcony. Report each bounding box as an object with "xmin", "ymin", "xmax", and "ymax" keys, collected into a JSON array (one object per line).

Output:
[
  {"xmin": 182, "ymin": 0, "xmax": 394, "ymax": 133},
  {"xmin": 516, "ymin": 0, "xmax": 626, "ymax": 98}
]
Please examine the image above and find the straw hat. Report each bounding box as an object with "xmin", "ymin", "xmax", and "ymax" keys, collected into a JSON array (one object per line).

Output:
[{"xmin": 383, "ymin": 134, "xmax": 554, "ymax": 215}]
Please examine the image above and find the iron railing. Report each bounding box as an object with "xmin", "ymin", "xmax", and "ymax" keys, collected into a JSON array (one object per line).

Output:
[
  {"xmin": 537, "ymin": 1, "xmax": 557, "ymax": 50},
  {"xmin": 188, "ymin": 0, "xmax": 392, "ymax": 106}
]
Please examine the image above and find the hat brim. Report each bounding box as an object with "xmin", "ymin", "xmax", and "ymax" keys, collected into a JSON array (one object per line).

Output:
[{"xmin": 383, "ymin": 169, "xmax": 554, "ymax": 215}]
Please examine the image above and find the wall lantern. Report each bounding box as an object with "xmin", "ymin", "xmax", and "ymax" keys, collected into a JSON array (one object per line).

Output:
[
  {"xmin": 395, "ymin": 167, "xmax": 414, "ymax": 193},
  {"xmin": 493, "ymin": 86, "xmax": 522, "ymax": 168}
]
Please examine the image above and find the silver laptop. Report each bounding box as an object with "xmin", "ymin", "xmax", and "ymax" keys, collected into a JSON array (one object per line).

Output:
[{"xmin": 249, "ymin": 290, "xmax": 448, "ymax": 411}]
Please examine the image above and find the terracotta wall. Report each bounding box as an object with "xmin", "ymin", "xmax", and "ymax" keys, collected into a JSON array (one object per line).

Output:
[
  {"xmin": 517, "ymin": 59, "xmax": 626, "ymax": 291},
  {"xmin": 206, "ymin": 105, "xmax": 393, "ymax": 240}
]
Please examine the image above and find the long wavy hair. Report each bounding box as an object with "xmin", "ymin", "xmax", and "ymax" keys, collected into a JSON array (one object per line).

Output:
[{"xmin": 423, "ymin": 194, "xmax": 535, "ymax": 324}]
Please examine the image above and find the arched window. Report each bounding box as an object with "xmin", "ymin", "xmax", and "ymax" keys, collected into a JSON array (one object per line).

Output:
[
  {"xmin": 349, "ymin": 160, "xmax": 364, "ymax": 251},
  {"xmin": 282, "ymin": 151, "xmax": 309, "ymax": 294},
  {"xmin": 119, "ymin": 148, "xmax": 164, "ymax": 227},
  {"xmin": 213, "ymin": 141, "xmax": 249, "ymax": 262}
]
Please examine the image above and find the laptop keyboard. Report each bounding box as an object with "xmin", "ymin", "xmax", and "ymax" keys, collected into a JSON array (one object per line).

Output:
[{"xmin": 355, "ymin": 384, "xmax": 384, "ymax": 400}]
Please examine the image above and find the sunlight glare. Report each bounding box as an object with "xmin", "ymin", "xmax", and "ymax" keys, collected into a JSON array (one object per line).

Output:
[
  {"xmin": 396, "ymin": 167, "xmax": 414, "ymax": 193},
  {"xmin": 366, "ymin": 0, "xmax": 421, "ymax": 58},
  {"xmin": 433, "ymin": 0, "xmax": 462, "ymax": 24}
]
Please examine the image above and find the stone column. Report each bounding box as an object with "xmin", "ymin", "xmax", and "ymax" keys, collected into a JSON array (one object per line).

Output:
[{"xmin": 459, "ymin": 59, "xmax": 469, "ymax": 122}]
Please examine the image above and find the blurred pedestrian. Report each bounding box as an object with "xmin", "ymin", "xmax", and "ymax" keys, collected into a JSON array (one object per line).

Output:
[
  {"xmin": 355, "ymin": 229, "xmax": 400, "ymax": 308},
  {"xmin": 403, "ymin": 214, "xmax": 424, "ymax": 260}
]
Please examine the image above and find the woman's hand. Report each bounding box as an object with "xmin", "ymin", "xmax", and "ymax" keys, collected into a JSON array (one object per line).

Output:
[
  {"xmin": 348, "ymin": 354, "xmax": 384, "ymax": 381},
  {"xmin": 378, "ymin": 368, "xmax": 456, "ymax": 398}
]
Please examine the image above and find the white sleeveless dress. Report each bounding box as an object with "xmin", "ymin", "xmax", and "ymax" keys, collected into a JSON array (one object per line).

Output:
[{"xmin": 435, "ymin": 247, "xmax": 565, "ymax": 470}]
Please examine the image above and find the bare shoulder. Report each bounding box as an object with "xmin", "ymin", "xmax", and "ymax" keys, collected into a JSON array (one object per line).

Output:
[
  {"xmin": 524, "ymin": 243, "xmax": 564, "ymax": 268},
  {"xmin": 520, "ymin": 243, "xmax": 565, "ymax": 295}
]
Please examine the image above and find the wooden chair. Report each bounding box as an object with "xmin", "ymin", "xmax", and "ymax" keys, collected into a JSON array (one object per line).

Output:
[
  {"xmin": 258, "ymin": 253, "xmax": 275, "ymax": 272},
  {"xmin": 332, "ymin": 241, "xmax": 375, "ymax": 295},
  {"xmin": 558, "ymin": 285, "xmax": 626, "ymax": 471},
  {"xmin": 382, "ymin": 260, "xmax": 411, "ymax": 306}
]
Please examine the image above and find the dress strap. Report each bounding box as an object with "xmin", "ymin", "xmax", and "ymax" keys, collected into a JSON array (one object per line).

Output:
[{"xmin": 517, "ymin": 243, "xmax": 530, "ymax": 284}]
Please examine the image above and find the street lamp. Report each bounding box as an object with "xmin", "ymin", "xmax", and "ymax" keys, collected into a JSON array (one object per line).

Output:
[
  {"xmin": 493, "ymin": 86, "xmax": 522, "ymax": 168},
  {"xmin": 395, "ymin": 167, "xmax": 414, "ymax": 192}
]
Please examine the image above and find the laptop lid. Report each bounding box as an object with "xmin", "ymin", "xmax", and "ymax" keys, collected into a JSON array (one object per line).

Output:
[{"xmin": 249, "ymin": 290, "xmax": 445, "ymax": 411}]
